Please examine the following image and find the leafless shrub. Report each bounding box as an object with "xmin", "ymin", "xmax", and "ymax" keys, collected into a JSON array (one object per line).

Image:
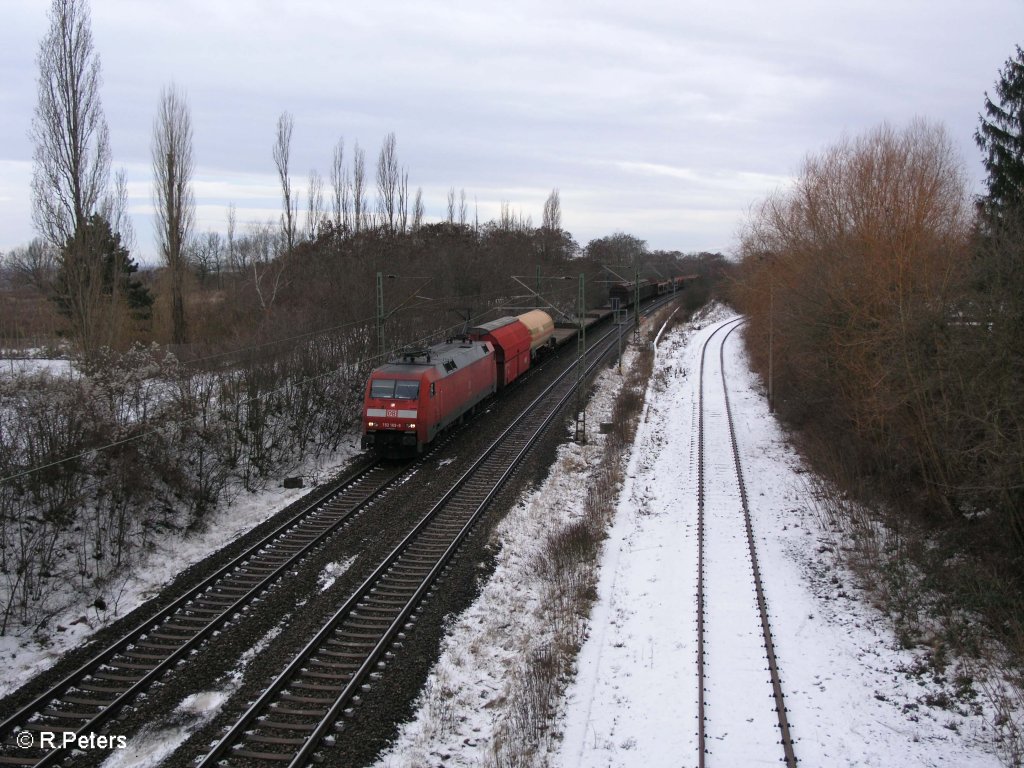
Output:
[{"xmin": 0, "ymin": 329, "xmax": 369, "ymax": 633}]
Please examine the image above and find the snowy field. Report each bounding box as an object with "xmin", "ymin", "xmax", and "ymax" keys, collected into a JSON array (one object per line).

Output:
[
  {"xmin": 376, "ymin": 307, "xmax": 1010, "ymax": 767},
  {"xmin": 0, "ymin": 355, "xmax": 74, "ymax": 378}
]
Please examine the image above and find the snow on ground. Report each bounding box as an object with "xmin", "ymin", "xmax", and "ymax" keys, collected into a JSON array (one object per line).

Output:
[
  {"xmin": 375, "ymin": 306, "xmax": 1009, "ymax": 767},
  {"xmin": 319, "ymin": 555, "xmax": 359, "ymax": 592},
  {"xmin": 558, "ymin": 312, "xmax": 1004, "ymax": 767},
  {"xmin": 0, "ymin": 354, "xmax": 74, "ymax": 380},
  {"xmin": 0, "ymin": 437, "xmax": 362, "ymax": 700},
  {"xmin": 0, "ymin": 355, "xmax": 74, "ymax": 378}
]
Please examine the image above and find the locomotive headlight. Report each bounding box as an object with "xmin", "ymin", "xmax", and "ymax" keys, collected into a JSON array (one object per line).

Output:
[
  {"xmin": 409, "ymin": 423, "xmax": 416, "ymax": 429},
  {"xmin": 367, "ymin": 420, "xmax": 376, "ymax": 427}
]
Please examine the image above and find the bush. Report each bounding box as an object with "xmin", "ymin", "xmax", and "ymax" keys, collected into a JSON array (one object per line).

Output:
[{"xmin": 0, "ymin": 333, "xmax": 370, "ymax": 633}]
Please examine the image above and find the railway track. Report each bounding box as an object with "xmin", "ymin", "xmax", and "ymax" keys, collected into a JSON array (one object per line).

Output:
[
  {"xmin": 0, "ymin": 459, "xmax": 415, "ymax": 767},
  {"xmin": 695, "ymin": 316, "xmax": 796, "ymax": 767},
  {"xmin": 193, "ymin": 306, "xmax": 657, "ymax": 767}
]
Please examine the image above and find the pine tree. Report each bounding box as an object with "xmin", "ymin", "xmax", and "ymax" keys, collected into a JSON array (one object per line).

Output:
[
  {"xmin": 54, "ymin": 214, "xmax": 152, "ymax": 330},
  {"xmin": 975, "ymin": 45, "xmax": 1024, "ymax": 222}
]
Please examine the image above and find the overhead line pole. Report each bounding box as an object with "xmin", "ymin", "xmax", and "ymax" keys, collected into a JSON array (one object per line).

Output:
[
  {"xmin": 376, "ymin": 272, "xmax": 433, "ymax": 360},
  {"xmin": 634, "ymin": 262, "xmax": 641, "ymax": 343},
  {"xmin": 376, "ymin": 272, "xmax": 385, "ymax": 359},
  {"xmin": 575, "ymin": 273, "xmax": 587, "ymax": 444}
]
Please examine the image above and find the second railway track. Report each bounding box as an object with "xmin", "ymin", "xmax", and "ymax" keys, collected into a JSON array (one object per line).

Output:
[{"xmin": 695, "ymin": 316, "xmax": 797, "ymax": 767}]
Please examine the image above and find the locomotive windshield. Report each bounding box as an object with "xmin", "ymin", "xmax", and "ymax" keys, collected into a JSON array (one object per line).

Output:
[{"xmin": 370, "ymin": 379, "xmax": 420, "ymax": 400}]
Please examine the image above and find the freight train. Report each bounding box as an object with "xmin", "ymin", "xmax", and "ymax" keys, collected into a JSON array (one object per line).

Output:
[
  {"xmin": 361, "ymin": 277, "xmax": 692, "ymax": 457},
  {"xmin": 361, "ymin": 310, "xmax": 554, "ymax": 456},
  {"xmin": 657, "ymin": 274, "xmax": 693, "ymax": 295}
]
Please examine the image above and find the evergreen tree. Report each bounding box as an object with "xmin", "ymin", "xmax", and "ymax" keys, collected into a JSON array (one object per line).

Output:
[
  {"xmin": 976, "ymin": 45, "xmax": 1024, "ymax": 222},
  {"xmin": 54, "ymin": 214, "xmax": 152, "ymax": 330}
]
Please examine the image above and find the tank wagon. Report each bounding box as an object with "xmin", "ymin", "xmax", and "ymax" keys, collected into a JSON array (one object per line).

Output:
[
  {"xmin": 514, "ymin": 309, "xmax": 555, "ymax": 353},
  {"xmin": 362, "ymin": 309, "xmax": 557, "ymax": 457}
]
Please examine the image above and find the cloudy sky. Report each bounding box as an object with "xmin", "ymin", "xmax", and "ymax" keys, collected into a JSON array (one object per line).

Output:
[{"xmin": 1, "ymin": 0, "xmax": 1020, "ymax": 262}]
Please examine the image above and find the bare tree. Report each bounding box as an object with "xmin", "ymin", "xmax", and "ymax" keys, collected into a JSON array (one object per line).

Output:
[
  {"xmin": 104, "ymin": 169, "xmax": 135, "ymax": 252},
  {"xmin": 226, "ymin": 203, "xmax": 238, "ymax": 270},
  {"xmin": 31, "ymin": 0, "xmax": 110, "ymax": 247},
  {"xmin": 273, "ymin": 111, "xmax": 298, "ymax": 252},
  {"xmin": 376, "ymin": 132, "xmax": 400, "ymax": 235},
  {"xmin": 458, "ymin": 188, "xmax": 468, "ymax": 227},
  {"xmin": 3, "ymin": 239, "xmax": 57, "ymax": 293},
  {"xmin": 248, "ymin": 219, "xmax": 287, "ymax": 323},
  {"xmin": 447, "ymin": 187, "xmax": 456, "ymax": 225},
  {"xmin": 412, "ymin": 187, "xmax": 425, "ymax": 232},
  {"xmin": 329, "ymin": 136, "xmax": 346, "ymax": 231},
  {"xmin": 192, "ymin": 230, "xmax": 223, "ymax": 286},
  {"xmin": 100, "ymin": 167, "xmax": 133, "ymax": 338},
  {"xmin": 31, "ymin": 0, "xmax": 116, "ymax": 352},
  {"xmin": 152, "ymin": 83, "xmax": 195, "ymax": 344},
  {"xmin": 306, "ymin": 169, "xmax": 326, "ymax": 240},
  {"xmin": 541, "ymin": 188, "xmax": 563, "ymax": 259},
  {"xmin": 497, "ymin": 201, "xmax": 532, "ymax": 233},
  {"xmin": 352, "ymin": 142, "xmax": 367, "ymax": 235},
  {"xmin": 397, "ymin": 169, "xmax": 409, "ymax": 234},
  {"xmin": 542, "ymin": 188, "xmax": 562, "ymax": 231}
]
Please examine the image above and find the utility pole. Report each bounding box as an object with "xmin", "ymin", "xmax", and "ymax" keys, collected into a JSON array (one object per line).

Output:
[
  {"xmin": 612, "ymin": 297, "xmax": 625, "ymax": 374},
  {"xmin": 376, "ymin": 271, "xmax": 386, "ymax": 359},
  {"xmin": 375, "ymin": 272, "xmax": 432, "ymax": 361},
  {"xmin": 633, "ymin": 262, "xmax": 641, "ymax": 343},
  {"xmin": 575, "ymin": 273, "xmax": 587, "ymax": 444}
]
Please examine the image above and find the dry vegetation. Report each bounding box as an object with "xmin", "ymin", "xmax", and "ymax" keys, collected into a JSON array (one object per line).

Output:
[{"xmin": 732, "ymin": 119, "xmax": 1024, "ymax": 759}]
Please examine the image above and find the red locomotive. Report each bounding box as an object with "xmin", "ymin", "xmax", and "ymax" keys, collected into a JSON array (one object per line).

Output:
[{"xmin": 361, "ymin": 310, "xmax": 555, "ymax": 456}]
